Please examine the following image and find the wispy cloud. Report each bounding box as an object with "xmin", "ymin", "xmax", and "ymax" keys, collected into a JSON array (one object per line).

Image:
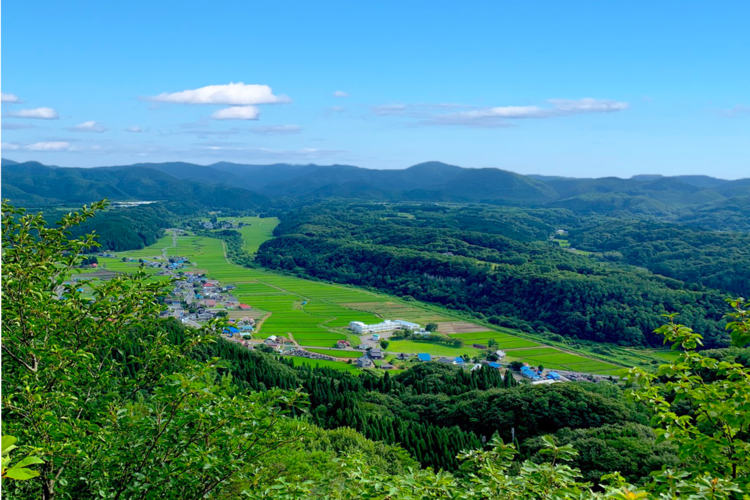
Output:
[
  {"xmin": 248, "ymin": 125, "xmax": 302, "ymax": 134},
  {"xmin": 333, "ymin": 90, "xmax": 349, "ymax": 98},
  {"xmin": 2, "ymin": 122, "xmax": 36, "ymax": 130},
  {"xmin": 426, "ymin": 98, "xmax": 629, "ymax": 127},
  {"xmin": 5, "ymin": 107, "xmax": 59, "ymax": 119},
  {"xmin": 2, "ymin": 141, "xmax": 75, "ymax": 151},
  {"xmin": 712, "ymin": 105, "xmax": 750, "ymax": 117},
  {"xmin": 211, "ymin": 106, "xmax": 260, "ymax": 120},
  {"xmin": 145, "ymin": 82, "xmax": 290, "ymax": 105},
  {"xmin": 325, "ymin": 105, "xmax": 346, "ymax": 116},
  {"xmin": 1, "ymin": 92, "xmax": 21, "ymax": 103},
  {"xmin": 125, "ymin": 126, "xmax": 144, "ymax": 133},
  {"xmin": 199, "ymin": 146, "xmax": 345, "ymax": 161},
  {"xmin": 372, "ymin": 98, "xmax": 629, "ymax": 128},
  {"xmin": 68, "ymin": 121, "xmax": 108, "ymax": 133}
]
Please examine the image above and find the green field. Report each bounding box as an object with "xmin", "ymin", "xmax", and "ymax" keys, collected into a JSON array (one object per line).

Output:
[
  {"xmin": 305, "ymin": 348, "xmax": 363, "ymax": 359},
  {"xmin": 95, "ymin": 221, "xmax": 625, "ymax": 375},
  {"xmin": 450, "ymin": 332, "xmax": 541, "ymax": 349}
]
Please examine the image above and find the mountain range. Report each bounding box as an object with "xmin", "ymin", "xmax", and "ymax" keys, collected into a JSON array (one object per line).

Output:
[{"xmin": 2, "ymin": 158, "xmax": 748, "ymax": 219}]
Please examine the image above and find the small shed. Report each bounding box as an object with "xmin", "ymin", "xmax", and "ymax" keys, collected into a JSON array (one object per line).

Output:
[{"xmin": 417, "ymin": 353, "xmax": 432, "ymax": 362}]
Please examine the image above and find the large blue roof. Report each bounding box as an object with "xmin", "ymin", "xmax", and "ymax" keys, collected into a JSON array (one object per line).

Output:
[
  {"xmin": 453, "ymin": 357, "xmax": 465, "ymax": 364},
  {"xmin": 417, "ymin": 353, "xmax": 431, "ymax": 361}
]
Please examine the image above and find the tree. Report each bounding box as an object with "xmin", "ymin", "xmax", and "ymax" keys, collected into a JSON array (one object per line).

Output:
[
  {"xmin": 379, "ymin": 339, "xmax": 390, "ymax": 350},
  {"xmin": 538, "ymin": 364, "xmax": 544, "ymax": 373},
  {"xmin": 509, "ymin": 361, "xmax": 524, "ymax": 371},
  {"xmin": 488, "ymin": 338, "xmax": 498, "ymax": 348},
  {"xmin": 425, "ymin": 323, "xmax": 438, "ymax": 332},
  {"xmin": 1, "ymin": 202, "xmax": 305, "ymax": 499}
]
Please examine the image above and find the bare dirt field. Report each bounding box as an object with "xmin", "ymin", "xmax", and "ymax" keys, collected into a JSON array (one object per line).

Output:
[{"xmin": 437, "ymin": 321, "xmax": 490, "ymax": 334}]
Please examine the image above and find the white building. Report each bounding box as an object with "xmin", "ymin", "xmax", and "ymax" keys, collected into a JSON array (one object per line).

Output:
[{"xmin": 349, "ymin": 319, "xmax": 421, "ymax": 334}]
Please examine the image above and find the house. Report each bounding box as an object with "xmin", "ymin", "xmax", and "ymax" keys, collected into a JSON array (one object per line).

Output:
[
  {"xmin": 355, "ymin": 356, "xmax": 374, "ymax": 368},
  {"xmin": 357, "ymin": 344, "xmax": 368, "ymax": 350},
  {"xmin": 453, "ymin": 357, "xmax": 466, "ymax": 365},
  {"xmin": 470, "ymin": 363, "xmax": 483, "ymax": 371},
  {"xmin": 520, "ymin": 366, "xmax": 541, "ymax": 380},
  {"xmin": 496, "ymin": 350, "xmax": 507, "ymax": 359},
  {"xmin": 546, "ymin": 371, "xmax": 561, "ymax": 380},
  {"xmin": 372, "ymin": 334, "xmax": 380, "ymax": 341},
  {"xmin": 380, "ymin": 363, "xmax": 395, "ymax": 370},
  {"xmin": 472, "ymin": 343, "xmax": 487, "ymax": 349},
  {"xmin": 488, "ymin": 362, "xmax": 503, "ymax": 369},
  {"xmin": 238, "ymin": 303, "xmax": 252, "ymax": 310},
  {"xmin": 204, "ymin": 299, "xmax": 217, "ymax": 307},
  {"xmin": 266, "ymin": 335, "xmax": 278, "ymax": 343},
  {"xmin": 336, "ymin": 340, "xmax": 351, "ymax": 349},
  {"xmin": 417, "ymin": 353, "xmax": 432, "ymax": 362},
  {"xmin": 437, "ymin": 357, "xmax": 454, "ymax": 364},
  {"xmin": 396, "ymin": 353, "xmax": 412, "ymax": 360},
  {"xmin": 240, "ymin": 325, "xmax": 254, "ymax": 332},
  {"xmin": 369, "ymin": 348, "xmax": 384, "ymax": 360}
]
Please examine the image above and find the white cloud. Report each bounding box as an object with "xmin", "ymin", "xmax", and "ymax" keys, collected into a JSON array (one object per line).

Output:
[
  {"xmin": 211, "ymin": 106, "xmax": 260, "ymax": 120},
  {"xmin": 125, "ymin": 126, "xmax": 144, "ymax": 133},
  {"xmin": 372, "ymin": 104, "xmax": 408, "ymax": 116},
  {"xmin": 25, "ymin": 141, "xmax": 73, "ymax": 151},
  {"xmin": 146, "ymin": 82, "xmax": 290, "ymax": 105},
  {"xmin": 2, "ymin": 141, "xmax": 74, "ymax": 152},
  {"xmin": 2, "ymin": 122, "xmax": 35, "ymax": 130},
  {"xmin": 1, "ymin": 92, "xmax": 20, "ymax": 103},
  {"xmin": 249, "ymin": 125, "xmax": 302, "ymax": 134},
  {"xmin": 333, "ymin": 90, "xmax": 349, "ymax": 98},
  {"xmin": 68, "ymin": 121, "xmax": 108, "ymax": 133},
  {"xmin": 425, "ymin": 98, "xmax": 629, "ymax": 127},
  {"xmin": 6, "ymin": 107, "xmax": 59, "ymax": 119}
]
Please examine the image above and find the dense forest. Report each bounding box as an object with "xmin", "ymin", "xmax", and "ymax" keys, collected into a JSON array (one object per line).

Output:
[
  {"xmin": 257, "ymin": 202, "xmax": 733, "ymax": 348},
  {"xmin": 569, "ymin": 220, "xmax": 750, "ymax": 295}
]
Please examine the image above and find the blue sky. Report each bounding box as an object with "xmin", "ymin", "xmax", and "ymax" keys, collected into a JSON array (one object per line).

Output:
[{"xmin": 2, "ymin": 0, "xmax": 748, "ymax": 178}]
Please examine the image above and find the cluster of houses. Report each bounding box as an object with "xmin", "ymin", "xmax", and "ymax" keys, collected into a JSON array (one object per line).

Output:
[
  {"xmin": 200, "ymin": 219, "xmax": 242, "ymax": 230},
  {"xmin": 162, "ymin": 273, "xmax": 254, "ymax": 326}
]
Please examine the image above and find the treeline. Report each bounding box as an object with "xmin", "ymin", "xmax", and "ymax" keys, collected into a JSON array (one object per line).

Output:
[
  {"xmin": 569, "ymin": 220, "xmax": 750, "ymax": 295},
  {"xmin": 257, "ymin": 203, "xmax": 730, "ymax": 347}
]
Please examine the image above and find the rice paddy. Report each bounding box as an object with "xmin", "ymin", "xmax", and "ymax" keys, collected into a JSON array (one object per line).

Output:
[{"xmin": 96, "ymin": 217, "xmax": 625, "ymax": 375}]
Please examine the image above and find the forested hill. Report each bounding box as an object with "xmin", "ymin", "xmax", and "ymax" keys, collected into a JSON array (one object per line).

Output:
[
  {"xmin": 256, "ymin": 202, "xmax": 732, "ymax": 348},
  {"xmin": 3, "ymin": 159, "xmax": 748, "ymax": 227},
  {"xmin": 1, "ymin": 161, "xmax": 269, "ymax": 210}
]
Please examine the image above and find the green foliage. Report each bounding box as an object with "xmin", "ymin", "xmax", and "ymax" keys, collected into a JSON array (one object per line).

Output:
[{"xmin": 1, "ymin": 202, "xmax": 305, "ymax": 499}]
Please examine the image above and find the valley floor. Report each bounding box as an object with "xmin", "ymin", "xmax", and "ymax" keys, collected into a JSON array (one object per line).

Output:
[{"xmin": 93, "ymin": 216, "xmax": 627, "ymax": 376}]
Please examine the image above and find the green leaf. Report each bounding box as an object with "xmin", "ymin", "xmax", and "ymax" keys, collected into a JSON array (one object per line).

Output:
[
  {"xmin": 4, "ymin": 467, "xmax": 41, "ymax": 480},
  {"xmin": 1, "ymin": 436, "xmax": 18, "ymax": 456}
]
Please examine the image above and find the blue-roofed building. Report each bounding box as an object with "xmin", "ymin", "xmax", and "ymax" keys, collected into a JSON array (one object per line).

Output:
[
  {"xmin": 453, "ymin": 357, "xmax": 465, "ymax": 365},
  {"xmin": 488, "ymin": 362, "xmax": 502, "ymax": 369},
  {"xmin": 546, "ymin": 371, "xmax": 561, "ymax": 380},
  {"xmin": 417, "ymin": 353, "xmax": 431, "ymax": 362},
  {"xmin": 223, "ymin": 326, "xmax": 240, "ymax": 337},
  {"xmin": 521, "ymin": 367, "xmax": 541, "ymax": 380}
]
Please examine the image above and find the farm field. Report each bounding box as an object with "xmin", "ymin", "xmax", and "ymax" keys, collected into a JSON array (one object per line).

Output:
[
  {"xmin": 95, "ymin": 220, "xmax": 627, "ymax": 375},
  {"xmin": 287, "ymin": 357, "xmax": 361, "ymax": 373},
  {"xmin": 450, "ymin": 332, "xmax": 541, "ymax": 349},
  {"xmin": 386, "ymin": 340, "xmax": 487, "ymax": 358},
  {"xmin": 305, "ymin": 349, "xmax": 363, "ymax": 359}
]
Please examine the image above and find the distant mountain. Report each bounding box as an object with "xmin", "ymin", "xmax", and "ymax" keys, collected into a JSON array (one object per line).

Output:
[
  {"xmin": 2, "ymin": 158, "xmax": 20, "ymax": 167},
  {"xmin": 1, "ymin": 158, "xmax": 748, "ymax": 219},
  {"xmin": 1, "ymin": 161, "xmax": 268, "ymax": 210}
]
